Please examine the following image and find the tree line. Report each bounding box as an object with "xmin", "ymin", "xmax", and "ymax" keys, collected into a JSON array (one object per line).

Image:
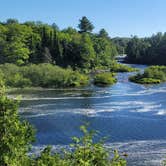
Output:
[
  {"xmin": 126, "ymin": 32, "xmax": 166, "ymax": 65},
  {"xmin": 0, "ymin": 17, "xmax": 117, "ymax": 69}
]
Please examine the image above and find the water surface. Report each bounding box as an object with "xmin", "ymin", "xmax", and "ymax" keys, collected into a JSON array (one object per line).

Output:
[{"xmin": 9, "ymin": 64, "xmax": 166, "ymax": 166}]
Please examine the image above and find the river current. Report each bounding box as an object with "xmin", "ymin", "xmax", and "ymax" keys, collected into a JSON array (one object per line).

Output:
[{"xmin": 8, "ymin": 64, "xmax": 166, "ymax": 166}]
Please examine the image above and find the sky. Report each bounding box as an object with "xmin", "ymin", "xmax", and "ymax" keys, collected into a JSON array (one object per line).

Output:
[{"xmin": 0, "ymin": 0, "xmax": 166, "ymax": 37}]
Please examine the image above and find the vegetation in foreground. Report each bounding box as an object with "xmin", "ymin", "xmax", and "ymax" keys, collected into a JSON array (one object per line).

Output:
[
  {"xmin": 129, "ymin": 66, "xmax": 166, "ymax": 84},
  {"xmin": 32, "ymin": 124, "xmax": 127, "ymax": 166},
  {"xmin": 94, "ymin": 72, "xmax": 117, "ymax": 86},
  {"xmin": 0, "ymin": 63, "xmax": 89, "ymax": 88},
  {"xmin": 0, "ymin": 84, "xmax": 126, "ymax": 166}
]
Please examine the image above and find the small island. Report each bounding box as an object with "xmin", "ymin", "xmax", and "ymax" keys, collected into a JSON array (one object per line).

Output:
[
  {"xmin": 129, "ymin": 66, "xmax": 166, "ymax": 84},
  {"xmin": 93, "ymin": 72, "xmax": 117, "ymax": 86}
]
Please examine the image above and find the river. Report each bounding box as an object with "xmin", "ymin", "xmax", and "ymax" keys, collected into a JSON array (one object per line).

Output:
[{"xmin": 8, "ymin": 64, "xmax": 166, "ymax": 166}]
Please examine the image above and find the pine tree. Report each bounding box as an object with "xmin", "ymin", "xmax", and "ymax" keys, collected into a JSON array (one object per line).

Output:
[{"xmin": 78, "ymin": 16, "xmax": 94, "ymax": 33}]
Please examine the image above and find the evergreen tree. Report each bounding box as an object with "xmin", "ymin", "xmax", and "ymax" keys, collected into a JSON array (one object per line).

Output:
[
  {"xmin": 98, "ymin": 28, "xmax": 109, "ymax": 38},
  {"xmin": 78, "ymin": 16, "xmax": 94, "ymax": 33}
]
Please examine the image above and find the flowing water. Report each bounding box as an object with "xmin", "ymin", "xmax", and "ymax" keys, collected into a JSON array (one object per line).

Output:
[{"xmin": 8, "ymin": 64, "xmax": 166, "ymax": 166}]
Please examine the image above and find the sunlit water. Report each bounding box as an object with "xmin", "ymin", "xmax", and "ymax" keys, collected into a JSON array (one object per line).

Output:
[{"xmin": 8, "ymin": 64, "xmax": 166, "ymax": 166}]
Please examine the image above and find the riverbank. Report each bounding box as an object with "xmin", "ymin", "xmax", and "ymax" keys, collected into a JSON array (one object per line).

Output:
[{"xmin": 1, "ymin": 62, "xmax": 139, "ymax": 90}]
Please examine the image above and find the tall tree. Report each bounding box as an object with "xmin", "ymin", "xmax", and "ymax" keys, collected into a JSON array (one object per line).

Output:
[
  {"xmin": 79, "ymin": 34, "xmax": 95, "ymax": 68},
  {"xmin": 78, "ymin": 16, "xmax": 94, "ymax": 33},
  {"xmin": 6, "ymin": 18, "xmax": 19, "ymax": 24},
  {"xmin": 98, "ymin": 28, "xmax": 109, "ymax": 38}
]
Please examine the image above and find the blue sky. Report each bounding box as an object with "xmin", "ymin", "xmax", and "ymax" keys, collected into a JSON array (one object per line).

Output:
[{"xmin": 0, "ymin": 0, "xmax": 166, "ymax": 37}]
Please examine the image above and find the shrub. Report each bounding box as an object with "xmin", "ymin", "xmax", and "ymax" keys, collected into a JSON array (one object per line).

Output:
[
  {"xmin": 5, "ymin": 73, "xmax": 32, "ymax": 88},
  {"xmin": 110, "ymin": 63, "xmax": 138, "ymax": 72},
  {"xmin": 0, "ymin": 95, "xmax": 35, "ymax": 166},
  {"xmin": 0, "ymin": 63, "xmax": 89, "ymax": 88},
  {"xmin": 33, "ymin": 124, "xmax": 127, "ymax": 166},
  {"xmin": 130, "ymin": 77, "xmax": 161, "ymax": 84},
  {"xmin": 94, "ymin": 72, "xmax": 117, "ymax": 86}
]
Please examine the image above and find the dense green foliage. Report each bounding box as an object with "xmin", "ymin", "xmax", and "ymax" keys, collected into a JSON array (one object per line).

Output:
[
  {"xmin": 129, "ymin": 66, "xmax": 166, "ymax": 84},
  {"xmin": 110, "ymin": 63, "xmax": 138, "ymax": 72},
  {"xmin": 126, "ymin": 33, "xmax": 166, "ymax": 65},
  {"xmin": 0, "ymin": 93, "xmax": 34, "ymax": 166},
  {"xmin": 112, "ymin": 37, "xmax": 130, "ymax": 54},
  {"xmin": 0, "ymin": 63, "xmax": 89, "ymax": 88},
  {"xmin": 98, "ymin": 28, "xmax": 109, "ymax": 38},
  {"xmin": 0, "ymin": 87, "xmax": 126, "ymax": 166},
  {"xmin": 94, "ymin": 72, "xmax": 117, "ymax": 86},
  {"xmin": 78, "ymin": 16, "xmax": 94, "ymax": 33},
  {"xmin": 0, "ymin": 17, "xmax": 119, "ymax": 89},
  {"xmin": 0, "ymin": 18, "xmax": 117, "ymax": 69},
  {"xmin": 163, "ymin": 159, "xmax": 166, "ymax": 166},
  {"xmin": 32, "ymin": 124, "xmax": 126, "ymax": 166}
]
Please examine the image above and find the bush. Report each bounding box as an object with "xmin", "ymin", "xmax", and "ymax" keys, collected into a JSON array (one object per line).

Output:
[
  {"xmin": 94, "ymin": 72, "xmax": 117, "ymax": 86},
  {"xmin": 129, "ymin": 66, "xmax": 166, "ymax": 84},
  {"xmin": 0, "ymin": 95, "xmax": 34, "ymax": 166},
  {"xmin": 6, "ymin": 73, "xmax": 32, "ymax": 88},
  {"xmin": 130, "ymin": 77, "xmax": 161, "ymax": 84},
  {"xmin": 110, "ymin": 63, "xmax": 138, "ymax": 72},
  {"xmin": 0, "ymin": 63, "xmax": 89, "ymax": 88},
  {"xmin": 33, "ymin": 124, "xmax": 127, "ymax": 166}
]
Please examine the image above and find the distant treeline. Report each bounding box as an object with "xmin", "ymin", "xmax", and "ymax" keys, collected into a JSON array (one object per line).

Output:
[
  {"xmin": 126, "ymin": 33, "xmax": 166, "ymax": 65},
  {"xmin": 0, "ymin": 17, "xmax": 118, "ymax": 69},
  {"xmin": 112, "ymin": 37, "xmax": 130, "ymax": 55}
]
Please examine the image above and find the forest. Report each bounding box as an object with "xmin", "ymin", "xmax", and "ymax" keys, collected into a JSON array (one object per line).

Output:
[
  {"xmin": 125, "ymin": 33, "xmax": 166, "ymax": 65},
  {"xmin": 0, "ymin": 17, "xmax": 117, "ymax": 69},
  {"xmin": 0, "ymin": 17, "xmax": 140, "ymax": 88}
]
